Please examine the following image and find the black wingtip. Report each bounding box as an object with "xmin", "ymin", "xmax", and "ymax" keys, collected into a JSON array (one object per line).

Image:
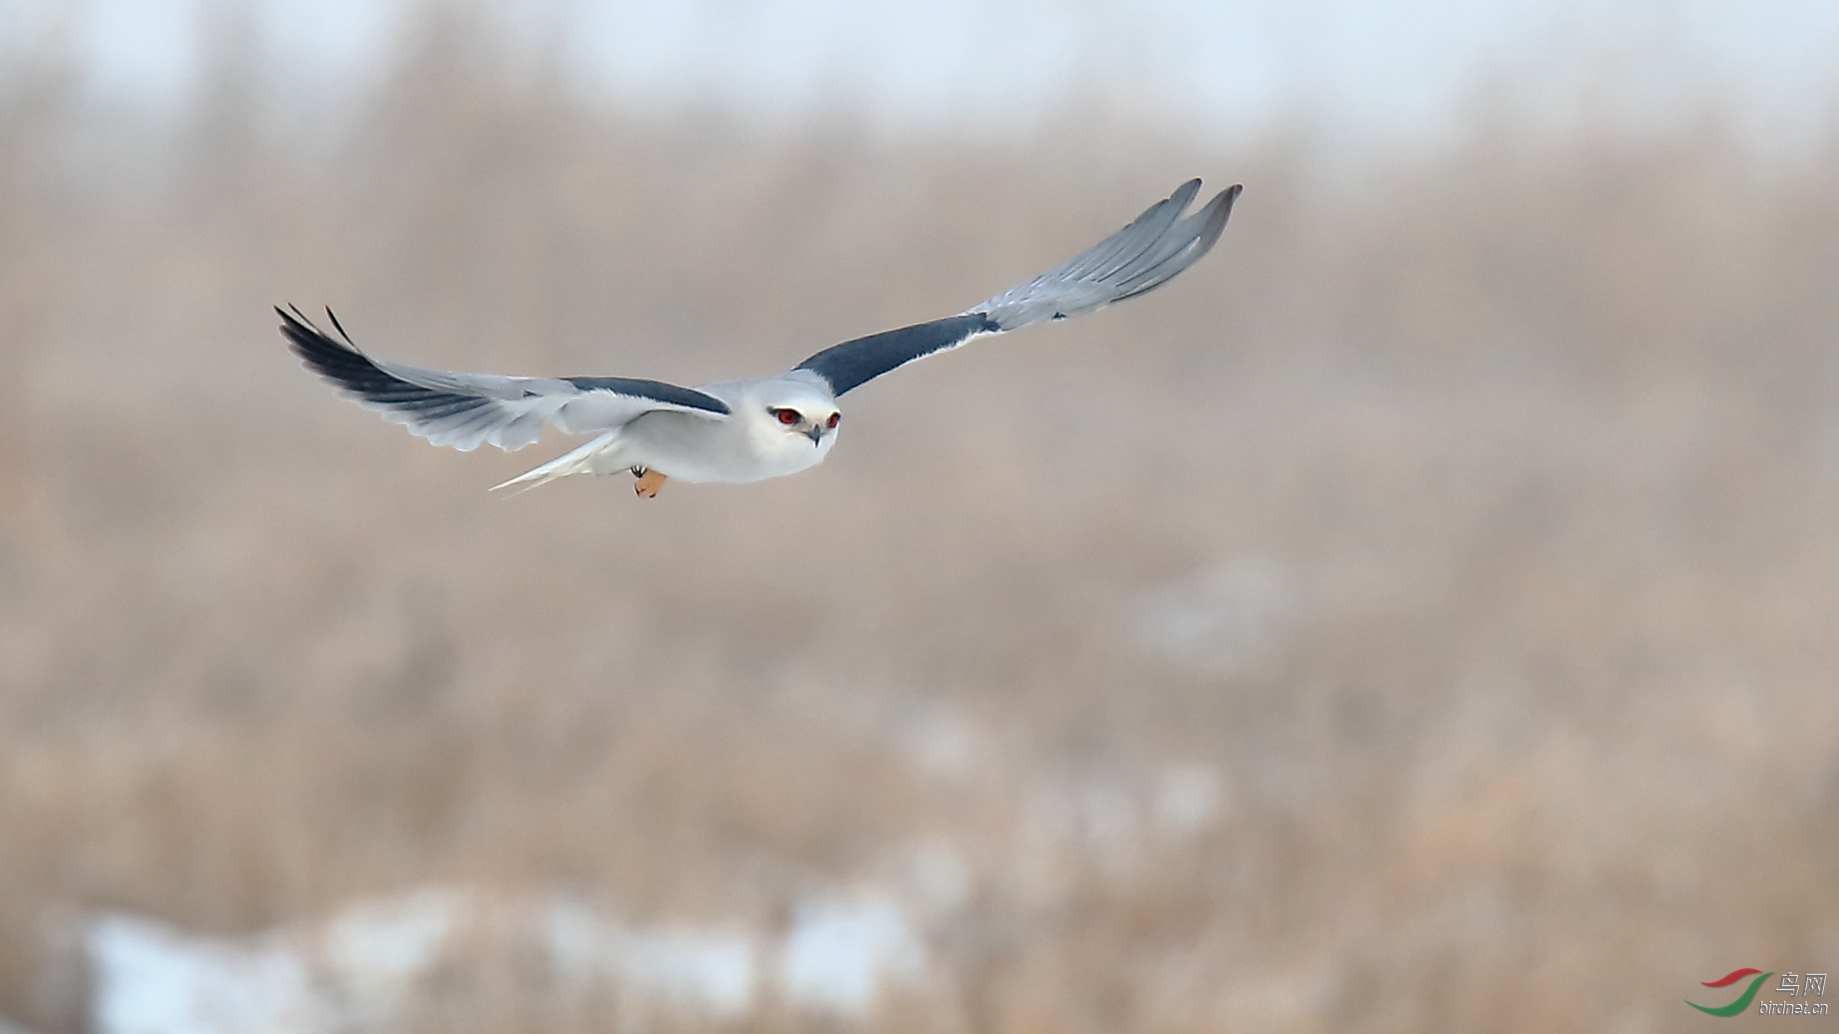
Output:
[
  {"xmin": 277, "ymin": 304, "xmax": 326, "ymax": 343},
  {"xmin": 324, "ymin": 307, "xmax": 359, "ymax": 349},
  {"xmin": 277, "ymin": 303, "xmax": 370, "ymax": 363},
  {"xmin": 279, "ymin": 303, "xmax": 459, "ymax": 417},
  {"xmin": 277, "ymin": 304, "xmax": 312, "ymax": 345},
  {"xmin": 278, "ymin": 302, "xmax": 363, "ymax": 374}
]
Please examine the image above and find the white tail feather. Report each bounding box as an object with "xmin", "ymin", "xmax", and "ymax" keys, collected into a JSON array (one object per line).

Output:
[{"xmin": 490, "ymin": 431, "xmax": 623, "ymax": 495}]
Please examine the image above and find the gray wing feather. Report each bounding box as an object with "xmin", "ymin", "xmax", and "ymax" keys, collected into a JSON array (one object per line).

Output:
[
  {"xmin": 791, "ymin": 180, "xmax": 1238, "ymax": 395},
  {"xmin": 973, "ymin": 179, "xmax": 1238, "ymax": 330},
  {"xmin": 280, "ymin": 307, "xmax": 729, "ymax": 452}
]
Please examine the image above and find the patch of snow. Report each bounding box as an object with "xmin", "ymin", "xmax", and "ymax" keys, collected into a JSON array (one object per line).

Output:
[
  {"xmin": 84, "ymin": 882, "xmax": 935, "ymax": 1029},
  {"xmin": 545, "ymin": 898, "xmax": 755, "ymax": 1015},
  {"xmin": 87, "ymin": 915, "xmax": 321, "ymax": 1034},
  {"xmin": 318, "ymin": 887, "xmax": 461, "ymax": 1013},
  {"xmin": 781, "ymin": 892, "xmax": 925, "ymax": 1014}
]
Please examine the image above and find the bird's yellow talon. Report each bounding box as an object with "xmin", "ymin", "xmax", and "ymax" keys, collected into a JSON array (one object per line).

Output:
[{"xmin": 634, "ymin": 469, "xmax": 666, "ymax": 498}]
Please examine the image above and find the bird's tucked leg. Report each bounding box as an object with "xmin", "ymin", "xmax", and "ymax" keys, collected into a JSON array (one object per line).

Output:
[{"xmin": 632, "ymin": 466, "xmax": 666, "ymax": 498}]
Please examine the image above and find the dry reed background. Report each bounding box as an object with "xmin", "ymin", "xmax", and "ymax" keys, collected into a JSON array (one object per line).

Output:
[{"xmin": 3, "ymin": 7, "xmax": 1839, "ymax": 1032}]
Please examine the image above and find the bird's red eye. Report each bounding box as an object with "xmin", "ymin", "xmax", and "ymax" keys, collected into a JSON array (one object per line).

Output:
[
  {"xmin": 776, "ymin": 408, "xmax": 800, "ymax": 425},
  {"xmin": 826, "ymin": 412, "xmax": 840, "ymax": 429}
]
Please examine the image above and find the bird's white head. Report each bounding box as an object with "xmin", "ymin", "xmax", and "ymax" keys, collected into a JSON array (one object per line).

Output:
[{"xmin": 745, "ymin": 377, "xmax": 842, "ymax": 467}]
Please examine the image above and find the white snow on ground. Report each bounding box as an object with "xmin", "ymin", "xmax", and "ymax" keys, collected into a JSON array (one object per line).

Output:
[
  {"xmin": 88, "ymin": 915, "xmax": 323, "ymax": 1034},
  {"xmin": 780, "ymin": 893, "xmax": 925, "ymax": 1013},
  {"xmin": 315, "ymin": 888, "xmax": 466, "ymax": 1028},
  {"xmin": 544, "ymin": 897, "xmax": 756, "ymax": 1015},
  {"xmin": 85, "ymin": 884, "xmax": 930, "ymax": 1033}
]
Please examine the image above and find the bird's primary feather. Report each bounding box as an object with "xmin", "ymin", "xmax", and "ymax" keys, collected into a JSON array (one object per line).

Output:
[
  {"xmin": 280, "ymin": 306, "xmax": 728, "ymax": 452},
  {"xmin": 793, "ymin": 180, "xmax": 1238, "ymax": 396}
]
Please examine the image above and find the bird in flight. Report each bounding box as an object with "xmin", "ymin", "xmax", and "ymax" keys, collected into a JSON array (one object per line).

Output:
[{"xmin": 283, "ymin": 179, "xmax": 1239, "ymax": 498}]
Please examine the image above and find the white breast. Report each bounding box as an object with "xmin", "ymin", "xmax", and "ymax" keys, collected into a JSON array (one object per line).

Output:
[{"xmin": 620, "ymin": 402, "xmax": 836, "ymax": 484}]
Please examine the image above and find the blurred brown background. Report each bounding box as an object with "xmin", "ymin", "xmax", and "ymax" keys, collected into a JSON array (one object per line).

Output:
[{"xmin": 3, "ymin": 2, "xmax": 1839, "ymax": 1032}]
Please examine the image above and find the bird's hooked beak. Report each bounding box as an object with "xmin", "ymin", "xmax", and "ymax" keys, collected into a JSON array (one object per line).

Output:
[{"xmin": 806, "ymin": 425, "xmax": 823, "ymax": 446}]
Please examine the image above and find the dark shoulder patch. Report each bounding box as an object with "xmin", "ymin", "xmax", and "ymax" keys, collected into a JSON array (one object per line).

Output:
[
  {"xmin": 564, "ymin": 376, "xmax": 731, "ymax": 415},
  {"xmin": 795, "ymin": 313, "xmax": 998, "ymax": 396}
]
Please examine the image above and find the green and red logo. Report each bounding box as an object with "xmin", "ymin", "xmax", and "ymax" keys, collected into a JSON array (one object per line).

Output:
[
  {"xmin": 1689, "ymin": 968, "xmax": 1829, "ymax": 1016},
  {"xmin": 1689, "ymin": 969, "xmax": 1772, "ymax": 1016}
]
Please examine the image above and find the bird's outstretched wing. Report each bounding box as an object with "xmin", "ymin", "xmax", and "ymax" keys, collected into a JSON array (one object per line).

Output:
[
  {"xmin": 794, "ymin": 179, "xmax": 1239, "ymax": 396},
  {"xmin": 280, "ymin": 306, "xmax": 729, "ymax": 452}
]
